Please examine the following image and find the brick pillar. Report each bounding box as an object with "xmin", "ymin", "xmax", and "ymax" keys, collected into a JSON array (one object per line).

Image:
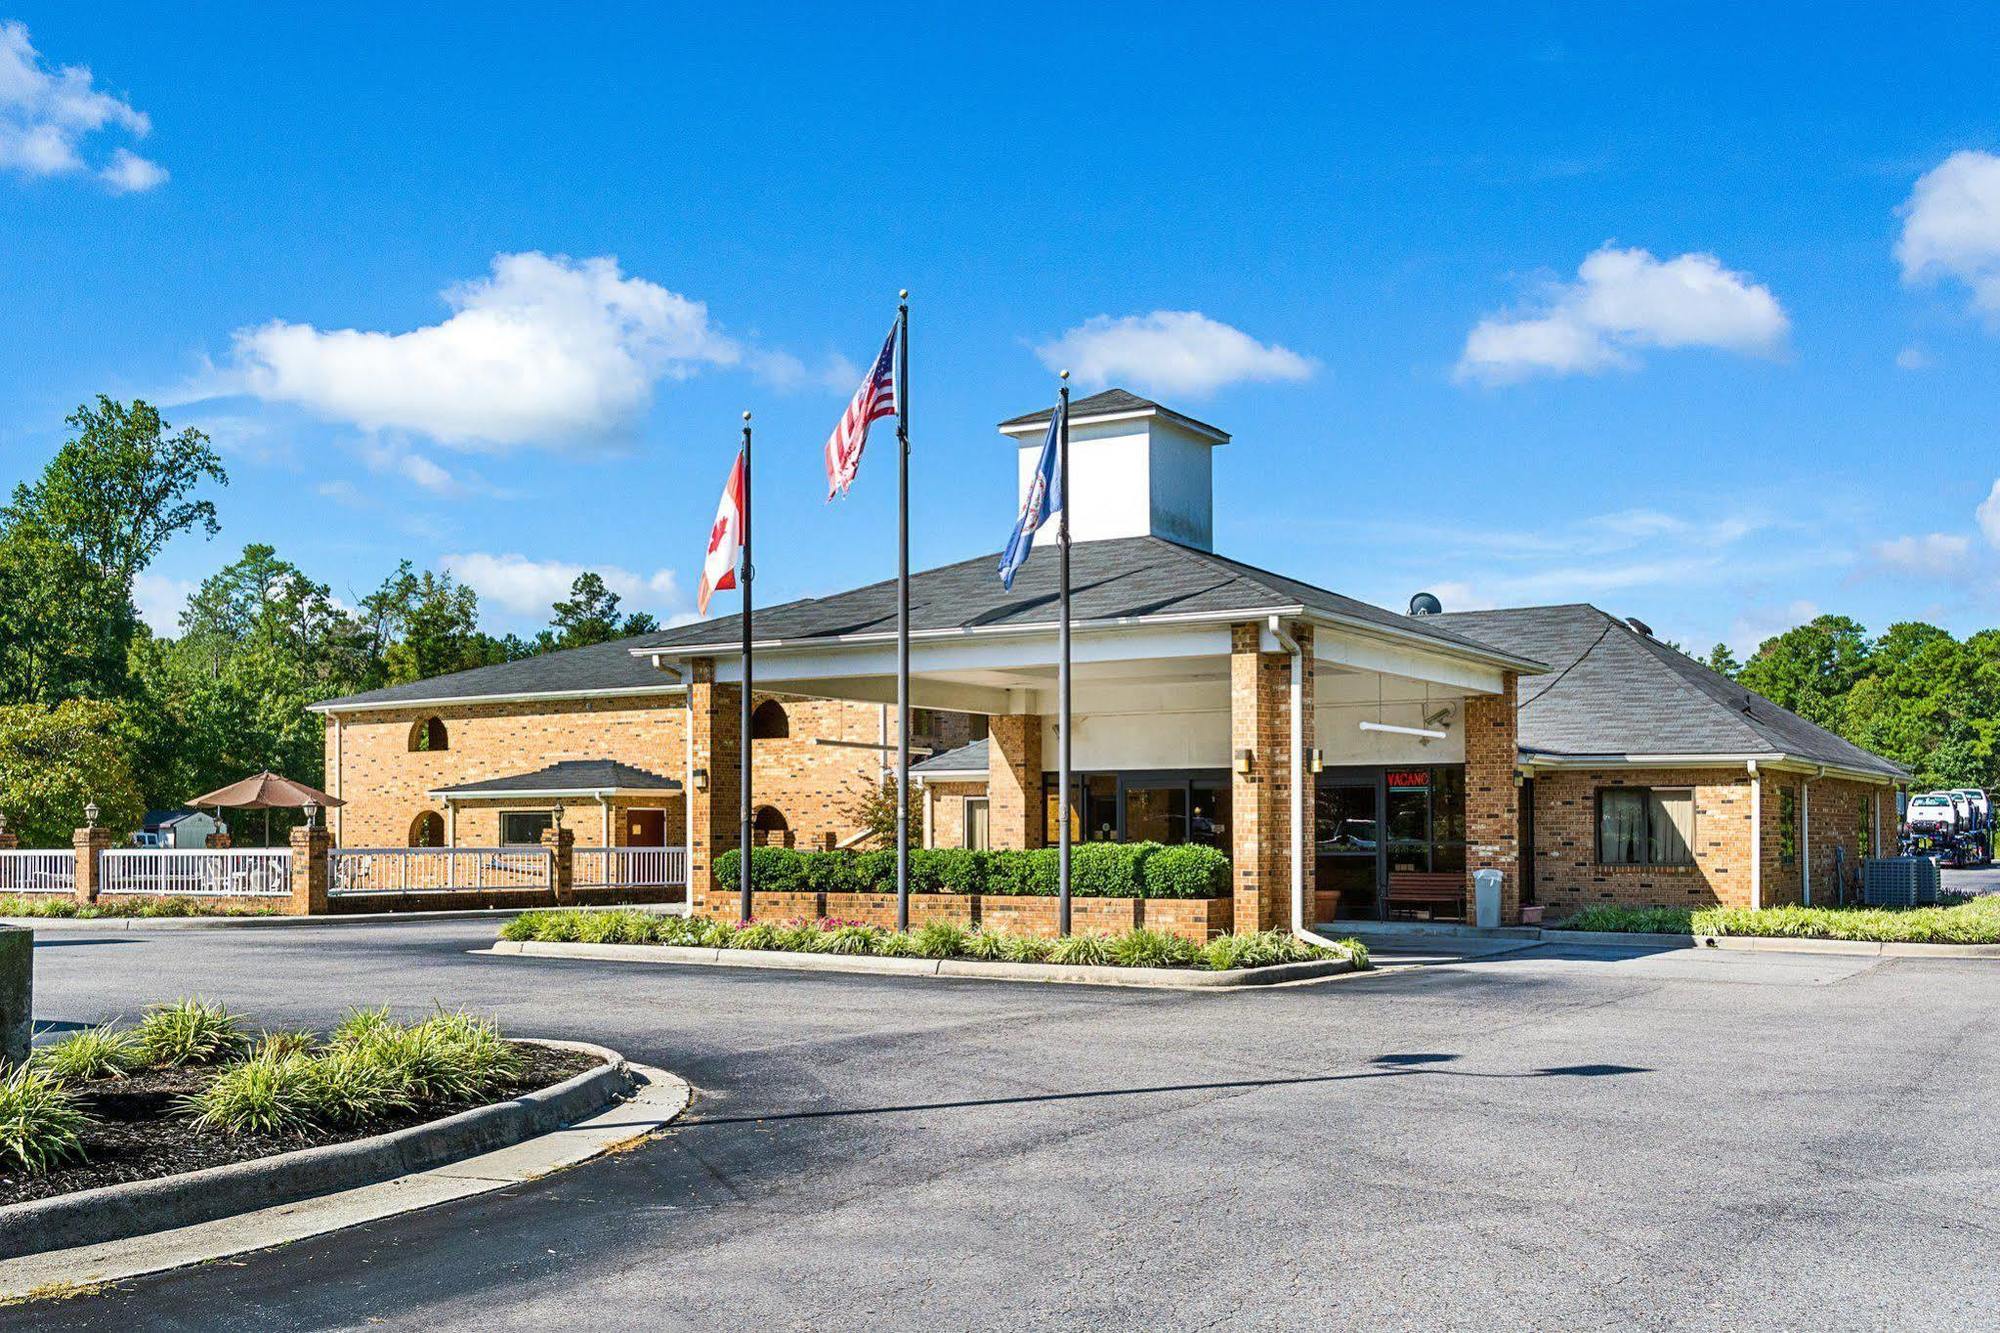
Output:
[
  {"xmin": 687, "ymin": 658, "xmax": 743, "ymax": 921},
  {"xmin": 288, "ymin": 826, "xmax": 330, "ymax": 915},
  {"xmin": 543, "ymin": 825, "xmax": 576, "ymax": 904},
  {"xmin": 205, "ymin": 830, "xmax": 233, "ymax": 849},
  {"xmin": 986, "ymin": 713, "xmax": 1043, "ymax": 850},
  {"xmin": 1230, "ymin": 622, "xmax": 1305, "ymax": 934},
  {"xmin": 0, "ymin": 828, "xmax": 16, "ymax": 851},
  {"xmin": 1464, "ymin": 672, "xmax": 1521, "ymax": 925},
  {"xmin": 73, "ymin": 827, "xmax": 112, "ymax": 905}
]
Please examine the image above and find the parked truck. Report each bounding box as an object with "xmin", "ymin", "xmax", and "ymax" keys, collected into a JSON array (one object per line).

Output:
[{"xmin": 1902, "ymin": 789, "xmax": 1993, "ymax": 867}]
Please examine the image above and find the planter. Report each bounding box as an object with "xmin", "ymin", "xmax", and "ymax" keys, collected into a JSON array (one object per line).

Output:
[{"xmin": 729, "ymin": 890, "xmax": 1232, "ymax": 944}]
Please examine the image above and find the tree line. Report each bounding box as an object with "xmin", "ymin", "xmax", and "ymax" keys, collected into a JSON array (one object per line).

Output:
[{"xmin": 0, "ymin": 398, "xmax": 661, "ymax": 845}]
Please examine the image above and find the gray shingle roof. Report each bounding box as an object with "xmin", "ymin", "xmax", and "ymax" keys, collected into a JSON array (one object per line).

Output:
[
  {"xmin": 997, "ymin": 387, "xmax": 1229, "ymax": 440},
  {"xmin": 1428, "ymin": 604, "xmax": 1906, "ymax": 778},
  {"xmin": 635, "ymin": 536, "xmax": 1540, "ymax": 666},
  {"xmin": 911, "ymin": 738, "xmax": 989, "ymax": 776},
  {"xmin": 431, "ymin": 759, "xmax": 681, "ymax": 797},
  {"xmin": 312, "ymin": 633, "xmax": 682, "ymax": 712}
]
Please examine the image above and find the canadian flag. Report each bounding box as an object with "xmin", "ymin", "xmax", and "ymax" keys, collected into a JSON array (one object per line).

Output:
[{"xmin": 697, "ymin": 450, "xmax": 746, "ymax": 616}]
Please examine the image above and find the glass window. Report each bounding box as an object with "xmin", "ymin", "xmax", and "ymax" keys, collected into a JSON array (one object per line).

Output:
[
  {"xmin": 1431, "ymin": 766, "xmax": 1466, "ymax": 844},
  {"xmin": 1315, "ymin": 784, "xmax": 1376, "ymax": 854},
  {"xmin": 500, "ymin": 810, "xmax": 552, "ymax": 846},
  {"xmin": 1044, "ymin": 775, "xmax": 1119, "ymax": 844},
  {"xmin": 962, "ymin": 798, "xmax": 989, "ymax": 851},
  {"xmin": 1597, "ymin": 788, "xmax": 1695, "ymax": 866},
  {"xmin": 1386, "ymin": 788, "xmax": 1429, "ymax": 844},
  {"xmin": 1778, "ymin": 787, "xmax": 1798, "ymax": 866},
  {"xmin": 1124, "ymin": 784, "xmax": 1188, "ymax": 843},
  {"xmin": 1190, "ymin": 782, "xmax": 1230, "ymax": 848}
]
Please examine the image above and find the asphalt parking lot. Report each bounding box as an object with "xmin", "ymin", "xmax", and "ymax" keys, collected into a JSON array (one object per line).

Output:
[{"xmin": 11, "ymin": 918, "xmax": 2000, "ymax": 1331}]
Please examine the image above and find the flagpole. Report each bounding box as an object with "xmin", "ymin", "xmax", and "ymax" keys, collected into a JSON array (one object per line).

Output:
[
  {"xmin": 739, "ymin": 410, "xmax": 754, "ymax": 926},
  {"xmin": 895, "ymin": 290, "xmax": 911, "ymax": 932},
  {"xmin": 1056, "ymin": 371, "xmax": 1072, "ymax": 936}
]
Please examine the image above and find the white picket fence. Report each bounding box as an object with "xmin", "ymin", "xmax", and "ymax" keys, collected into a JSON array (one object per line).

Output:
[
  {"xmin": 0, "ymin": 849, "xmax": 76, "ymax": 894},
  {"xmin": 328, "ymin": 847, "xmax": 552, "ymax": 897},
  {"xmin": 575, "ymin": 846, "xmax": 687, "ymax": 890},
  {"xmin": 100, "ymin": 848, "xmax": 292, "ymax": 898}
]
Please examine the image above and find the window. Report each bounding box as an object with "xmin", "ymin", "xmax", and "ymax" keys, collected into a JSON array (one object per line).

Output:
[
  {"xmin": 962, "ymin": 797, "xmax": 990, "ymax": 850},
  {"xmin": 500, "ymin": 811, "xmax": 552, "ymax": 846},
  {"xmin": 409, "ymin": 811, "xmax": 444, "ymax": 848},
  {"xmin": 1041, "ymin": 772, "xmax": 1230, "ymax": 847},
  {"xmin": 1778, "ymin": 787, "xmax": 1798, "ymax": 867},
  {"xmin": 409, "ymin": 717, "xmax": 448, "ymax": 752},
  {"xmin": 1124, "ymin": 783, "xmax": 1189, "ymax": 844},
  {"xmin": 1597, "ymin": 788, "xmax": 1695, "ymax": 866},
  {"xmin": 751, "ymin": 700, "xmax": 790, "ymax": 739}
]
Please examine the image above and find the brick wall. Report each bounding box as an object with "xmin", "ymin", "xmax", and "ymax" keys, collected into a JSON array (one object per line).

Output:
[
  {"xmin": 1464, "ymin": 673, "xmax": 1521, "ymax": 924},
  {"xmin": 987, "ymin": 715, "xmax": 1042, "ymax": 850},
  {"xmin": 1230, "ymin": 622, "xmax": 1310, "ymax": 933},
  {"xmin": 1528, "ymin": 767, "xmax": 1891, "ymax": 915},
  {"xmin": 922, "ymin": 779, "xmax": 987, "ymax": 848}
]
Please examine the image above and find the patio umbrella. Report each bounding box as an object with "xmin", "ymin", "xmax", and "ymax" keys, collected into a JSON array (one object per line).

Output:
[{"xmin": 189, "ymin": 771, "xmax": 344, "ymax": 846}]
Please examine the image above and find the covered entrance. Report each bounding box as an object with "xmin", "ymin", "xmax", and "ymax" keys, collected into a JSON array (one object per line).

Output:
[{"xmin": 1314, "ymin": 763, "xmax": 1468, "ymax": 923}]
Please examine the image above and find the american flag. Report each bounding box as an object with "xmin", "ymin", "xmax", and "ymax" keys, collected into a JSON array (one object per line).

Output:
[{"xmin": 823, "ymin": 323, "xmax": 900, "ymax": 499}]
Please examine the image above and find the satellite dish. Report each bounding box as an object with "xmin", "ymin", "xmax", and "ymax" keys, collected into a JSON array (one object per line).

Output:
[{"xmin": 1408, "ymin": 592, "xmax": 1443, "ymax": 616}]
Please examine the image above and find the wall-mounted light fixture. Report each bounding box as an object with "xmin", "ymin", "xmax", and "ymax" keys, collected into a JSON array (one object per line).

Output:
[
  {"xmin": 692, "ymin": 768, "xmax": 709, "ymax": 792},
  {"xmin": 1233, "ymin": 748, "xmax": 1253, "ymax": 774},
  {"xmin": 1309, "ymin": 747, "xmax": 1324, "ymax": 775}
]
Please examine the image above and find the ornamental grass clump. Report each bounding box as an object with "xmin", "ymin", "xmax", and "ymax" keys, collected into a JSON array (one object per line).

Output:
[
  {"xmin": 298, "ymin": 1046, "xmax": 414, "ymax": 1127},
  {"xmin": 960, "ymin": 929, "xmax": 1008, "ymax": 961},
  {"xmin": 813, "ymin": 923, "xmax": 881, "ymax": 955},
  {"xmin": 0, "ymin": 1066, "xmax": 93, "ymax": 1173},
  {"xmin": 182, "ymin": 1051, "xmax": 321, "ymax": 1136},
  {"xmin": 913, "ymin": 920, "xmax": 968, "ymax": 959},
  {"xmin": 32, "ymin": 1021, "xmax": 146, "ymax": 1084},
  {"xmin": 1106, "ymin": 928, "xmax": 1197, "ymax": 969},
  {"xmin": 1046, "ymin": 933, "xmax": 1113, "ymax": 967},
  {"xmin": 137, "ymin": 997, "xmax": 250, "ymax": 1068}
]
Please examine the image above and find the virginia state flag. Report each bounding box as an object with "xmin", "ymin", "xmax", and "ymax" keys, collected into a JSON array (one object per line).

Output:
[{"xmin": 998, "ymin": 399, "xmax": 1063, "ymax": 590}]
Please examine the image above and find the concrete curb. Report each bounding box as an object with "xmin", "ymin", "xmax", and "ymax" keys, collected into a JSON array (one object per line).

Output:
[
  {"xmin": 0, "ymin": 1056, "xmax": 690, "ymax": 1302},
  {"xmin": 0, "ymin": 903, "xmax": 686, "ymax": 932},
  {"xmin": 0, "ymin": 1038, "xmax": 632, "ymax": 1263},
  {"xmin": 486, "ymin": 939, "xmax": 1355, "ymax": 988}
]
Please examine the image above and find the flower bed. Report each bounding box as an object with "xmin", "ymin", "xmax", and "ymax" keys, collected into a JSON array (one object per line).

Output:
[
  {"xmin": 0, "ymin": 1000, "xmax": 595, "ymax": 1206},
  {"xmin": 501, "ymin": 908, "xmax": 1371, "ymax": 973},
  {"xmin": 1552, "ymin": 895, "xmax": 2000, "ymax": 944},
  {"xmin": 0, "ymin": 895, "xmax": 281, "ymax": 920}
]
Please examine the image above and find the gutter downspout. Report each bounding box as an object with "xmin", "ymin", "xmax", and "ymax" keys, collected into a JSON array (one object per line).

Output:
[
  {"xmin": 1269, "ymin": 616, "xmax": 1339, "ymax": 949},
  {"xmin": 332, "ymin": 714, "xmax": 344, "ymax": 846},
  {"xmin": 1748, "ymin": 760, "xmax": 1762, "ymax": 911}
]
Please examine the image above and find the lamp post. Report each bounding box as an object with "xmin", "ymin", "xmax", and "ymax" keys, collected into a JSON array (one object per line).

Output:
[
  {"xmin": 84, "ymin": 802, "xmax": 99, "ymax": 830},
  {"xmin": 552, "ymin": 800, "xmax": 566, "ymax": 832},
  {"xmin": 302, "ymin": 800, "xmax": 319, "ymax": 831}
]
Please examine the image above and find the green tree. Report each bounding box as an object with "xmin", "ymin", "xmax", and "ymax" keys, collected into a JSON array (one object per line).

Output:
[
  {"xmin": 0, "ymin": 700, "xmax": 144, "ymax": 847},
  {"xmin": 1737, "ymin": 615, "xmax": 1872, "ymax": 730},
  {"xmin": 1702, "ymin": 642, "xmax": 1741, "ymax": 676},
  {"xmin": 1842, "ymin": 622, "xmax": 1999, "ymax": 792},
  {"xmin": 543, "ymin": 572, "xmax": 660, "ymax": 651},
  {"xmin": 367, "ymin": 564, "xmax": 509, "ymax": 684},
  {"xmin": 841, "ymin": 776, "xmax": 922, "ymax": 847},
  {"xmin": 0, "ymin": 524, "xmax": 133, "ymax": 703},
  {"xmin": 6, "ymin": 397, "xmax": 225, "ymax": 588}
]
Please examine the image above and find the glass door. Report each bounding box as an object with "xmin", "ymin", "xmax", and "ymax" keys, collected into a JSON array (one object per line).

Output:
[{"xmin": 1315, "ymin": 777, "xmax": 1382, "ymax": 921}]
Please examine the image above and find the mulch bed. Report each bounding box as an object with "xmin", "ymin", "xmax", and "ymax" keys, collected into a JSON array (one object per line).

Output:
[{"xmin": 0, "ymin": 1042, "xmax": 599, "ymax": 1208}]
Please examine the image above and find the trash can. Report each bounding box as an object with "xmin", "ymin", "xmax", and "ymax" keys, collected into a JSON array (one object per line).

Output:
[
  {"xmin": 0, "ymin": 926, "xmax": 28, "ymax": 1068},
  {"xmin": 1473, "ymin": 869, "xmax": 1503, "ymax": 929}
]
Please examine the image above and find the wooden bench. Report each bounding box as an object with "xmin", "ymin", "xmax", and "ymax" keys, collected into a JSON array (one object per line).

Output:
[{"xmin": 1387, "ymin": 871, "xmax": 1464, "ymax": 921}]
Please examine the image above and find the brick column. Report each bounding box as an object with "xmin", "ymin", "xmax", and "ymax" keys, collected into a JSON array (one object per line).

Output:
[
  {"xmin": 288, "ymin": 826, "xmax": 330, "ymax": 915},
  {"xmin": 986, "ymin": 713, "xmax": 1043, "ymax": 850},
  {"xmin": 543, "ymin": 825, "xmax": 576, "ymax": 904},
  {"xmin": 73, "ymin": 826, "xmax": 112, "ymax": 906},
  {"xmin": 0, "ymin": 828, "xmax": 16, "ymax": 851},
  {"xmin": 1230, "ymin": 622, "xmax": 1302, "ymax": 934},
  {"xmin": 687, "ymin": 658, "xmax": 743, "ymax": 921},
  {"xmin": 1464, "ymin": 671, "xmax": 1521, "ymax": 925}
]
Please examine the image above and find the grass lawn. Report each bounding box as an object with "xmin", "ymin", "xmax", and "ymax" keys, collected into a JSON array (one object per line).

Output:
[{"xmin": 1554, "ymin": 894, "xmax": 2000, "ymax": 944}]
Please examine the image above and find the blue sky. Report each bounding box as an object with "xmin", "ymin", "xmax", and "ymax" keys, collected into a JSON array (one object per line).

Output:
[{"xmin": 3, "ymin": 4, "xmax": 1998, "ymax": 655}]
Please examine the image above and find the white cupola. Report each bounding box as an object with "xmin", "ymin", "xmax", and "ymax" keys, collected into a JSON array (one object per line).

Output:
[{"xmin": 996, "ymin": 388, "xmax": 1228, "ymax": 550}]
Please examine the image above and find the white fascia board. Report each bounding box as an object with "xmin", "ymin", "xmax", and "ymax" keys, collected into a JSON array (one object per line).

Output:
[
  {"xmin": 997, "ymin": 407, "xmax": 1231, "ymax": 444},
  {"xmin": 1310, "ymin": 626, "xmax": 1509, "ymax": 696},
  {"xmin": 1299, "ymin": 611, "xmax": 1547, "ymax": 680},
  {"xmin": 1518, "ymin": 753, "xmax": 1901, "ymax": 785},
  {"xmin": 311, "ymin": 684, "xmax": 685, "ymax": 716},
  {"xmin": 428, "ymin": 785, "xmax": 683, "ymax": 802}
]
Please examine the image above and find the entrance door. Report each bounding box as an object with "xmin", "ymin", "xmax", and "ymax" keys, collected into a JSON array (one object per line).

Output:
[
  {"xmin": 1314, "ymin": 778, "xmax": 1382, "ymax": 922},
  {"xmin": 625, "ymin": 809, "xmax": 667, "ymax": 847}
]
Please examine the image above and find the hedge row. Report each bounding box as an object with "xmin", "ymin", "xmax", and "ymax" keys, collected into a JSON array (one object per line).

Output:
[{"xmin": 712, "ymin": 842, "xmax": 1230, "ymax": 900}]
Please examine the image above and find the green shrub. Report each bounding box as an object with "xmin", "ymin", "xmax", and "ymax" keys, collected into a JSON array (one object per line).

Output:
[
  {"xmin": 1072, "ymin": 842, "xmax": 1159, "ymax": 898},
  {"xmin": 985, "ymin": 848, "xmax": 1059, "ymax": 896},
  {"xmin": 137, "ymin": 997, "xmax": 250, "ymax": 1067},
  {"xmin": 800, "ymin": 852, "xmax": 859, "ymax": 894},
  {"xmin": 1143, "ymin": 844, "xmax": 1232, "ymax": 899},
  {"xmin": 732, "ymin": 923, "xmax": 783, "ymax": 950},
  {"xmin": 338, "ymin": 1011, "xmax": 523, "ymax": 1105},
  {"xmin": 872, "ymin": 930, "xmax": 922, "ymax": 957},
  {"xmin": 1198, "ymin": 930, "xmax": 1331, "ymax": 971},
  {"xmin": 0, "ymin": 1065, "xmax": 93, "ymax": 1172},
  {"xmin": 32, "ymin": 1021, "xmax": 145, "ymax": 1083},
  {"xmin": 1338, "ymin": 937, "xmax": 1372, "ymax": 970},
  {"xmin": 1556, "ymin": 905, "xmax": 1696, "ymax": 935},
  {"xmin": 1047, "ymin": 933, "xmax": 1113, "ymax": 966},
  {"xmin": 253, "ymin": 1029, "xmax": 317, "ymax": 1061},
  {"xmin": 711, "ymin": 846, "xmax": 809, "ymax": 895},
  {"xmin": 298, "ymin": 1047, "xmax": 413, "ymax": 1127},
  {"xmin": 913, "ymin": 920, "xmax": 968, "ymax": 958},
  {"xmin": 814, "ymin": 923, "xmax": 882, "ymax": 955},
  {"xmin": 330, "ymin": 1006, "xmax": 397, "ymax": 1048},
  {"xmin": 771, "ymin": 922, "xmax": 822, "ymax": 952},
  {"xmin": 854, "ymin": 850, "xmax": 896, "ymax": 892},
  {"xmin": 1000, "ymin": 933, "xmax": 1052, "ymax": 963},
  {"xmin": 1106, "ymin": 927, "xmax": 1197, "ymax": 968},
  {"xmin": 501, "ymin": 910, "xmax": 552, "ymax": 941},
  {"xmin": 910, "ymin": 848, "xmax": 989, "ymax": 895},
  {"xmin": 182, "ymin": 1052, "xmax": 319, "ymax": 1136},
  {"xmin": 960, "ymin": 929, "xmax": 1007, "ymax": 960},
  {"xmin": 713, "ymin": 848, "xmax": 741, "ymax": 890}
]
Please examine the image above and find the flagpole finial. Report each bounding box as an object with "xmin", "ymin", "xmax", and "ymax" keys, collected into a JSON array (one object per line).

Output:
[
  {"xmin": 1059, "ymin": 369, "xmax": 1070, "ymax": 381},
  {"xmin": 742, "ymin": 410, "xmax": 752, "ymax": 422},
  {"xmin": 899, "ymin": 288, "xmax": 909, "ymax": 300}
]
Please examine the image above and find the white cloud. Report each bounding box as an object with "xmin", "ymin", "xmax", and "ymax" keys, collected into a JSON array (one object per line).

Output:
[
  {"xmin": 358, "ymin": 440, "xmax": 459, "ymax": 494},
  {"xmin": 1895, "ymin": 345, "xmax": 1929, "ymax": 371},
  {"xmin": 132, "ymin": 572, "xmax": 194, "ymax": 634},
  {"xmin": 99, "ymin": 145, "xmax": 166, "ymax": 193},
  {"xmin": 1897, "ymin": 150, "xmax": 2000, "ymax": 316},
  {"xmin": 440, "ymin": 552, "xmax": 686, "ymax": 620},
  {"xmin": 1728, "ymin": 600, "xmax": 1820, "ymax": 658},
  {"xmin": 220, "ymin": 252, "xmax": 744, "ymax": 448},
  {"xmin": 0, "ymin": 22, "xmax": 162, "ymax": 190},
  {"xmin": 1035, "ymin": 311, "xmax": 1316, "ymax": 397},
  {"xmin": 1870, "ymin": 532, "xmax": 1972, "ymax": 574},
  {"xmin": 1979, "ymin": 478, "xmax": 2000, "ymax": 549},
  {"xmin": 1456, "ymin": 244, "xmax": 1790, "ymax": 384}
]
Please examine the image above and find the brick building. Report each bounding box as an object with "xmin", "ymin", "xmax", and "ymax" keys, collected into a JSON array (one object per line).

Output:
[{"xmin": 313, "ymin": 388, "xmax": 1904, "ymax": 927}]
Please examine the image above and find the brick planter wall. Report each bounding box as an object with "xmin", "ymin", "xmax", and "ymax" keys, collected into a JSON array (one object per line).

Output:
[{"xmin": 738, "ymin": 890, "xmax": 1234, "ymax": 943}]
